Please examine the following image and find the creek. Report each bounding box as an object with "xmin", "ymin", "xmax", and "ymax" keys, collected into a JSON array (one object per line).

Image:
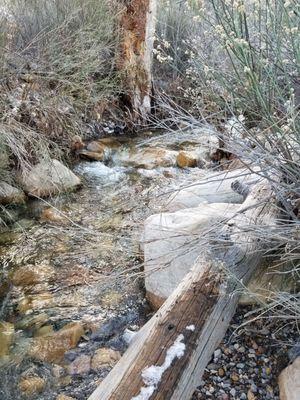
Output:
[{"xmin": 0, "ymin": 130, "xmax": 214, "ymax": 399}]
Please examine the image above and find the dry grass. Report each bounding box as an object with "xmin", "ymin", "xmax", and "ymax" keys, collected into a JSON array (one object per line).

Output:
[{"xmin": 0, "ymin": 0, "xmax": 122, "ymax": 181}]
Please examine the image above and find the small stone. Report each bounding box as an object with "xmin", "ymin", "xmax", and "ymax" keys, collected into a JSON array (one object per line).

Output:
[
  {"xmin": 231, "ymin": 372, "xmax": 239, "ymax": 382},
  {"xmin": 238, "ymin": 346, "xmax": 245, "ymax": 353},
  {"xmin": 237, "ymin": 363, "xmax": 245, "ymax": 369},
  {"xmin": 40, "ymin": 208, "xmax": 69, "ymax": 224},
  {"xmin": 240, "ymin": 394, "xmax": 247, "ymax": 400},
  {"xmin": 19, "ymin": 376, "xmax": 46, "ymax": 396},
  {"xmin": 251, "ymin": 341, "xmax": 258, "ymax": 350},
  {"xmin": 214, "ymin": 349, "xmax": 221, "ymax": 359},
  {"xmin": 218, "ymin": 368, "xmax": 225, "ymax": 377},
  {"xmin": 230, "ymin": 388, "xmax": 236, "ymax": 397},
  {"xmin": 56, "ymin": 395, "xmax": 75, "ymax": 400},
  {"xmin": 91, "ymin": 348, "xmax": 121, "ymax": 371},
  {"xmin": 250, "ymin": 383, "xmax": 257, "ymax": 393},
  {"xmin": 34, "ymin": 325, "xmax": 54, "ymax": 337},
  {"xmin": 247, "ymin": 389, "xmax": 256, "ymax": 400},
  {"xmin": 52, "ymin": 365, "xmax": 65, "ymax": 378},
  {"xmin": 0, "ymin": 322, "xmax": 14, "ymax": 357},
  {"xmin": 29, "ymin": 322, "xmax": 84, "ymax": 363},
  {"xmin": 67, "ymin": 354, "xmax": 91, "ymax": 375}
]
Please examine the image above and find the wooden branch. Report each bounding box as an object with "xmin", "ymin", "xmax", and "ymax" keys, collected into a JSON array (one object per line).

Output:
[{"xmin": 88, "ymin": 182, "xmax": 278, "ymax": 400}]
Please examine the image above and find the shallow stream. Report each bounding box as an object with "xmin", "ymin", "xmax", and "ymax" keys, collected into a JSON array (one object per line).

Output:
[{"xmin": 0, "ymin": 130, "xmax": 208, "ymax": 399}]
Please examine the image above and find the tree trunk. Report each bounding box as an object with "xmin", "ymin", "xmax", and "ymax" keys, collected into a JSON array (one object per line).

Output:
[
  {"xmin": 88, "ymin": 182, "xmax": 278, "ymax": 400},
  {"xmin": 119, "ymin": 0, "xmax": 157, "ymax": 120}
]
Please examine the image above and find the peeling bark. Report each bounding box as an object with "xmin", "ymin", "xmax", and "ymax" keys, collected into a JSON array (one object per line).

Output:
[{"xmin": 119, "ymin": 0, "xmax": 157, "ymax": 120}]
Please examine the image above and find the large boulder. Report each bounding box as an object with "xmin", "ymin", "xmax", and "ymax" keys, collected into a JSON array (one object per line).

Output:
[
  {"xmin": 19, "ymin": 159, "xmax": 81, "ymax": 197},
  {"xmin": 143, "ymin": 203, "xmax": 240, "ymax": 309},
  {"xmin": 279, "ymin": 357, "xmax": 300, "ymax": 400},
  {"xmin": 0, "ymin": 182, "xmax": 25, "ymax": 205},
  {"xmin": 165, "ymin": 168, "xmax": 258, "ymax": 212}
]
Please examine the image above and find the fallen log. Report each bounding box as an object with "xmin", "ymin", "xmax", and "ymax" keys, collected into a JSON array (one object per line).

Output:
[{"xmin": 88, "ymin": 182, "xmax": 278, "ymax": 400}]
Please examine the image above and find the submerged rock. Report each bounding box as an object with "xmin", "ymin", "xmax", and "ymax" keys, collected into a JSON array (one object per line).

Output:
[
  {"xmin": 12, "ymin": 264, "xmax": 56, "ymax": 287},
  {"xmin": 0, "ymin": 181, "xmax": 25, "ymax": 205},
  {"xmin": 40, "ymin": 207, "xmax": 69, "ymax": 224},
  {"xmin": 117, "ymin": 147, "xmax": 178, "ymax": 169},
  {"xmin": 19, "ymin": 376, "xmax": 46, "ymax": 397},
  {"xmin": 67, "ymin": 354, "xmax": 91, "ymax": 375},
  {"xmin": 0, "ymin": 322, "xmax": 14, "ymax": 357},
  {"xmin": 29, "ymin": 322, "xmax": 84, "ymax": 363},
  {"xmin": 91, "ymin": 348, "xmax": 121, "ymax": 370},
  {"xmin": 19, "ymin": 159, "xmax": 81, "ymax": 197},
  {"xmin": 278, "ymin": 357, "xmax": 300, "ymax": 400},
  {"xmin": 143, "ymin": 203, "xmax": 239, "ymax": 309},
  {"xmin": 56, "ymin": 395, "xmax": 75, "ymax": 400}
]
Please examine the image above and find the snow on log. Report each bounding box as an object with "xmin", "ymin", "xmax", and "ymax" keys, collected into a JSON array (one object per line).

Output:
[{"xmin": 88, "ymin": 182, "xmax": 278, "ymax": 400}]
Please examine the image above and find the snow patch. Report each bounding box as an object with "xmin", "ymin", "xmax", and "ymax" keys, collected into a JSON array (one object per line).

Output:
[
  {"xmin": 186, "ymin": 325, "xmax": 195, "ymax": 331},
  {"xmin": 131, "ymin": 334, "xmax": 186, "ymax": 400},
  {"xmin": 123, "ymin": 328, "xmax": 138, "ymax": 345}
]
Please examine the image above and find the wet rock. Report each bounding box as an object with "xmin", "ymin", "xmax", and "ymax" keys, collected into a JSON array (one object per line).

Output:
[
  {"xmin": 166, "ymin": 168, "xmax": 258, "ymax": 212},
  {"xmin": 278, "ymin": 357, "xmax": 300, "ymax": 400},
  {"xmin": 12, "ymin": 264, "xmax": 56, "ymax": 287},
  {"xmin": 0, "ymin": 322, "xmax": 14, "ymax": 357},
  {"xmin": 40, "ymin": 208, "xmax": 69, "ymax": 224},
  {"xmin": 67, "ymin": 354, "xmax": 91, "ymax": 375},
  {"xmin": 143, "ymin": 203, "xmax": 239, "ymax": 309},
  {"xmin": 19, "ymin": 376, "xmax": 46, "ymax": 396},
  {"xmin": 34, "ymin": 325, "xmax": 54, "ymax": 337},
  {"xmin": 0, "ymin": 181, "xmax": 26, "ymax": 205},
  {"xmin": 56, "ymin": 395, "xmax": 75, "ymax": 400},
  {"xmin": 29, "ymin": 322, "xmax": 84, "ymax": 363},
  {"xmin": 18, "ymin": 292, "xmax": 54, "ymax": 313},
  {"xmin": 91, "ymin": 312, "xmax": 138, "ymax": 344},
  {"xmin": 91, "ymin": 348, "xmax": 121, "ymax": 370},
  {"xmin": 78, "ymin": 149, "xmax": 104, "ymax": 161},
  {"xmin": 176, "ymin": 151, "xmax": 198, "ymax": 168},
  {"xmin": 17, "ymin": 313, "xmax": 49, "ymax": 331},
  {"xmin": 118, "ymin": 147, "xmax": 178, "ymax": 169},
  {"xmin": 71, "ymin": 135, "xmax": 84, "ymax": 152},
  {"xmin": 19, "ymin": 159, "xmax": 81, "ymax": 197},
  {"xmin": 79, "ymin": 138, "xmax": 121, "ymax": 161}
]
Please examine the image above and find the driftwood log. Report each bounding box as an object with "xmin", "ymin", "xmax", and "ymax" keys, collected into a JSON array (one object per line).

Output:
[{"xmin": 89, "ymin": 182, "xmax": 277, "ymax": 400}]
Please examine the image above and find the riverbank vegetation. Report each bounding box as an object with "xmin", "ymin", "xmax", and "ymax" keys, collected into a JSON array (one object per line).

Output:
[
  {"xmin": 154, "ymin": 0, "xmax": 299, "ymax": 321},
  {"xmin": 0, "ymin": 0, "xmax": 121, "ymax": 181}
]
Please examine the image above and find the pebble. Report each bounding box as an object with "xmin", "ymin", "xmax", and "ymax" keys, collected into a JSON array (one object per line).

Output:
[{"xmin": 192, "ymin": 306, "xmax": 300, "ymax": 400}]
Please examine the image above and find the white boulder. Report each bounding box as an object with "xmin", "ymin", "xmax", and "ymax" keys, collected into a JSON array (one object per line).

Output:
[
  {"xmin": 143, "ymin": 203, "xmax": 240, "ymax": 309},
  {"xmin": 19, "ymin": 159, "xmax": 81, "ymax": 197},
  {"xmin": 165, "ymin": 168, "xmax": 259, "ymax": 211},
  {"xmin": 279, "ymin": 357, "xmax": 300, "ymax": 400},
  {"xmin": 0, "ymin": 182, "xmax": 25, "ymax": 204}
]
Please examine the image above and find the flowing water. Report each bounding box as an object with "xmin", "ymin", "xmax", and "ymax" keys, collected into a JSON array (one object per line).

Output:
[{"xmin": 0, "ymin": 131, "xmax": 209, "ymax": 399}]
